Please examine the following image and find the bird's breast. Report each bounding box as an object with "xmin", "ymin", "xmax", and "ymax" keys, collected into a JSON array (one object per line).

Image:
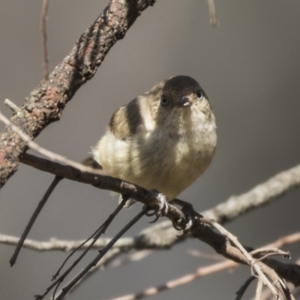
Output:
[{"xmin": 94, "ymin": 117, "xmax": 216, "ymax": 200}]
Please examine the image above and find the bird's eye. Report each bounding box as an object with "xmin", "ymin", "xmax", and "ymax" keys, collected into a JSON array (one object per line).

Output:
[
  {"xmin": 197, "ymin": 90, "xmax": 203, "ymax": 99},
  {"xmin": 160, "ymin": 96, "xmax": 169, "ymax": 106}
]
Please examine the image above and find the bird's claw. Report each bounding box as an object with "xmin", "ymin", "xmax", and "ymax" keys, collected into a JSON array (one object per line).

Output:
[
  {"xmin": 144, "ymin": 190, "xmax": 168, "ymax": 223},
  {"xmin": 154, "ymin": 191, "xmax": 169, "ymax": 216},
  {"xmin": 172, "ymin": 199, "xmax": 202, "ymax": 232}
]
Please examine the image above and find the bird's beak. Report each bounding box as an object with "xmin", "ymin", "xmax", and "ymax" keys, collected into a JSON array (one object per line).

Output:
[{"xmin": 179, "ymin": 96, "xmax": 191, "ymax": 107}]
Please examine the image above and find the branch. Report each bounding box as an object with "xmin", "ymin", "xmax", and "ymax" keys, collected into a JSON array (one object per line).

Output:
[
  {"xmin": 9, "ymin": 176, "xmax": 62, "ymax": 266},
  {"xmin": 0, "ymin": 0, "xmax": 156, "ymax": 188},
  {"xmin": 19, "ymin": 151, "xmax": 300, "ymax": 246},
  {"xmin": 110, "ymin": 259, "xmax": 234, "ymax": 300},
  {"xmin": 108, "ymin": 233, "xmax": 300, "ymax": 300},
  {"xmin": 203, "ymin": 163, "xmax": 300, "ymax": 223},
  {"xmin": 40, "ymin": 207, "xmax": 149, "ymax": 300},
  {"xmin": 0, "ymin": 234, "xmax": 135, "ymax": 252},
  {"xmin": 1, "ymin": 229, "xmax": 300, "ymax": 293},
  {"xmin": 0, "ymin": 111, "xmax": 104, "ymax": 176},
  {"xmin": 207, "ymin": 0, "xmax": 218, "ymax": 26},
  {"xmin": 2, "ymin": 230, "xmax": 299, "ymax": 257}
]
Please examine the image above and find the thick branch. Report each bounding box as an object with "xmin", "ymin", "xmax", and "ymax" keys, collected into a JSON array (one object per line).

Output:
[
  {"xmin": 20, "ymin": 153, "xmax": 300, "ymax": 247},
  {"xmin": 0, "ymin": 0, "xmax": 156, "ymax": 188},
  {"xmin": 19, "ymin": 153, "xmax": 184, "ymax": 223}
]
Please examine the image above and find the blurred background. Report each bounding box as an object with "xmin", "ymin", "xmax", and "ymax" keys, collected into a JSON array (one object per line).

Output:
[{"xmin": 0, "ymin": 1, "xmax": 300, "ymax": 299}]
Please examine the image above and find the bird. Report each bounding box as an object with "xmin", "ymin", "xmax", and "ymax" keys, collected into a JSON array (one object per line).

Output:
[{"xmin": 92, "ymin": 75, "xmax": 217, "ymax": 211}]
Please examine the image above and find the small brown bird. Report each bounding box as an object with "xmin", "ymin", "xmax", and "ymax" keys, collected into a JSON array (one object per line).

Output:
[{"xmin": 93, "ymin": 75, "xmax": 217, "ymax": 204}]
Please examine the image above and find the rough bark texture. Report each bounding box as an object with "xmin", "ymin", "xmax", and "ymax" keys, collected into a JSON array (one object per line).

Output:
[{"xmin": 0, "ymin": 0, "xmax": 156, "ymax": 188}]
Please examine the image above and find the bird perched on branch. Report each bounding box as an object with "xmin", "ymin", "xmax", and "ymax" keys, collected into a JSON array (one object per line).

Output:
[
  {"xmin": 11, "ymin": 75, "xmax": 217, "ymax": 266},
  {"xmin": 93, "ymin": 75, "xmax": 217, "ymax": 210}
]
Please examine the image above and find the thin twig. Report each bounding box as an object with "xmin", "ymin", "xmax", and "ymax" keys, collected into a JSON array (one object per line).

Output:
[
  {"xmin": 40, "ymin": 0, "xmax": 49, "ymax": 80},
  {"xmin": 2, "ymin": 231, "xmax": 299, "ymax": 262},
  {"xmin": 251, "ymin": 248, "xmax": 290, "ymax": 261},
  {"xmin": 111, "ymin": 250, "xmax": 154, "ymax": 268},
  {"xmin": 55, "ymin": 247, "xmax": 124, "ymax": 298},
  {"xmin": 255, "ymin": 279, "xmax": 264, "ymax": 300},
  {"xmin": 4, "ymin": 99, "xmax": 20, "ymax": 113},
  {"xmin": 54, "ymin": 207, "xmax": 149, "ymax": 300},
  {"xmin": 0, "ymin": 110, "xmax": 103, "ymax": 176},
  {"xmin": 211, "ymin": 220, "xmax": 291, "ymax": 300},
  {"xmin": 0, "ymin": 234, "xmax": 135, "ymax": 252},
  {"xmin": 35, "ymin": 197, "xmax": 128, "ymax": 300},
  {"xmin": 207, "ymin": 0, "xmax": 218, "ymax": 26},
  {"xmin": 211, "ymin": 220, "xmax": 278, "ymax": 297},
  {"xmin": 203, "ymin": 164, "xmax": 300, "ymax": 224},
  {"xmin": 110, "ymin": 259, "xmax": 233, "ymax": 300},
  {"xmin": 10, "ymin": 176, "xmax": 63, "ymax": 266},
  {"xmin": 187, "ymin": 249, "xmax": 224, "ymax": 261},
  {"xmin": 235, "ymin": 276, "xmax": 256, "ymax": 300},
  {"xmin": 9, "ymin": 157, "xmax": 101, "ymax": 266}
]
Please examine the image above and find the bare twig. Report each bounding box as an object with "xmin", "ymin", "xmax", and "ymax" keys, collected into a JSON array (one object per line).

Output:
[
  {"xmin": 56, "ymin": 247, "xmax": 124, "ymax": 298},
  {"xmin": 0, "ymin": 234, "xmax": 135, "ymax": 252},
  {"xmin": 255, "ymin": 279, "xmax": 264, "ymax": 300},
  {"xmin": 109, "ymin": 259, "xmax": 234, "ymax": 300},
  {"xmin": 35, "ymin": 197, "xmax": 128, "ymax": 300},
  {"xmin": 2, "ymin": 231, "xmax": 299, "ymax": 267},
  {"xmin": 207, "ymin": 0, "xmax": 218, "ymax": 26},
  {"xmin": 187, "ymin": 249, "xmax": 224, "ymax": 261},
  {"xmin": 111, "ymin": 250, "xmax": 154, "ymax": 268},
  {"xmin": 0, "ymin": 110, "xmax": 103, "ymax": 176},
  {"xmin": 40, "ymin": 0, "xmax": 49, "ymax": 80},
  {"xmin": 263, "ymin": 232, "xmax": 300, "ymax": 250},
  {"xmin": 10, "ymin": 176, "xmax": 63, "ymax": 266},
  {"xmin": 54, "ymin": 249, "xmax": 154, "ymax": 298},
  {"xmin": 236, "ymin": 276, "xmax": 256, "ymax": 300},
  {"xmin": 4, "ymin": 99, "xmax": 20, "ymax": 113},
  {"xmin": 9, "ymin": 158, "xmax": 101, "ymax": 265},
  {"xmin": 53, "ymin": 207, "xmax": 149, "ymax": 300},
  {"xmin": 211, "ymin": 220, "xmax": 291, "ymax": 299},
  {"xmin": 53, "ymin": 196, "xmax": 129, "ymax": 281},
  {"xmin": 250, "ymin": 248, "xmax": 290, "ymax": 261},
  {"xmin": 203, "ymin": 164, "xmax": 300, "ymax": 224}
]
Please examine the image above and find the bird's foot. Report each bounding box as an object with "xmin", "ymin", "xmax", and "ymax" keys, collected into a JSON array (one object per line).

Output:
[
  {"xmin": 171, "ymin": 198, "xmax": 202, "ymax": 233},
  {"xmin": 145, "ymin": 189, "xmax": 169, "ymax": 223}
]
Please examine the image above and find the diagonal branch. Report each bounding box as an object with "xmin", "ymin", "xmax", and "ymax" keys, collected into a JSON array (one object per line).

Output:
[
  {"xmin": 0, "ymin": 0, "xmax": 156, "ymax": 188},
  {"xmin": 9, "ymin": 175, "xmax": 62, "ymax": 266},
  {"xmin": 19, "ymin": 151, "xmax": 300, "ymax": 247}
]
